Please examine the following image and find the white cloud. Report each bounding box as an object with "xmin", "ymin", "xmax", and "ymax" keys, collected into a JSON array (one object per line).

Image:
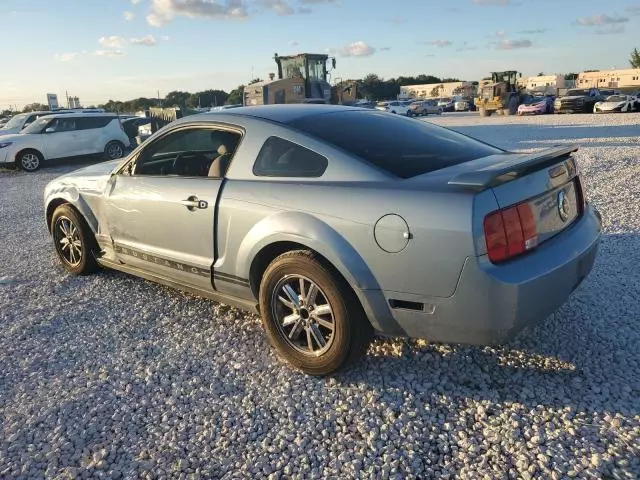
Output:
[
  {"xmin": 99, "ymin": 35, "xmax": 127, "ymax": 49},
  {"xmin": 124, "ymin": 11, "xmax": 136, "ymax": 20},
  {"xmin": 495, "ymin": 38, "xmax": 532, "ymax": 50},
  {"xmin": 431, "ymin": 40, "xmax": 452, "ymax": 47},
  {"xmin": 54, "ymin": 52, "xmax": 78, "ymax": 62},
  {"xmin": 261, "ymin": 0, "xmax": 293, "ymax": 15},
  {"xmin": 132, "ymin": 0, "xmax": 144, "ymax": 4},
  {"xmin": 130, "ymin": 34, "xmax": 158, "ymax": 46},
  {"xmin": 146, "ymin": 0, "xmax": 248, "ymax": 27},
  {"xmin": 575, "ymin": 14, "xmax": 629, "ymax": 26},
  {"xmin": 329, "ymin": 41, "xmax": 375, "ymax": 57},
  {"xmin": 94, "ymin": 50, "xmax": 126, "ymax": 57}
]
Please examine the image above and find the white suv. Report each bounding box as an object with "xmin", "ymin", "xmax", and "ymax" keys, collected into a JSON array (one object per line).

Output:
[
  {"xmin": 374, "ymin": 101, "xmax": 411, "ymax": 115},
  {"xmin": 0, "ymin": 113, "xmax": 130, "ymax": 171}
]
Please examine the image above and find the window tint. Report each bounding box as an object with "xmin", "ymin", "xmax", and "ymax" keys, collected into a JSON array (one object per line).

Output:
[
  {"xmin": 134, "ymin": 127, "xmax": 241, "ymax": 178},
  {"xmin": 288, "ymin": 111, "xmax": 503, "ymax": 179},
  {"xmin": 48, "ymin": 118, "xmax": 78, "ymax": 132},
  {"xmin": 77, "ymin": 116, "xmax": 116, "ymax": 130},
  {"xmin": 253, "ymin": 136, "xmax": 328, "ymax": 178}
]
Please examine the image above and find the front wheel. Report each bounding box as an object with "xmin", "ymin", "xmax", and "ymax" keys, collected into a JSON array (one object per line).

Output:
[
  {"xmin": 17, "ymin": 150, "xmax": 42, "ymax": 172},
  {"xmin": 51, "ymin": 204, "xmax": 100, "ymax": 275},
  {"xmin": 259, "ymin": 250, "xmax": 372, "ymax": 376},
  {"xmin": 104, "ymin": 141, "xmax": 125, "ymax": 160}
]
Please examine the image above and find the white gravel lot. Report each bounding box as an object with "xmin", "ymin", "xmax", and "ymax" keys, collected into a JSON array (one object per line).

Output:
[{"xmin": 1, "ymin": 112, "xmax": 639, "ymax": 480}]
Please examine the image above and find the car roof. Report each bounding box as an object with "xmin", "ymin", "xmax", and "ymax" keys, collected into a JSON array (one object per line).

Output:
[
  {"xmin": 187, "ymin": 104, "xmax": 362, "ymax": 125},
  {"xmin": 39, "ymin": 112, "xmax": 117, "ymax": 119}
]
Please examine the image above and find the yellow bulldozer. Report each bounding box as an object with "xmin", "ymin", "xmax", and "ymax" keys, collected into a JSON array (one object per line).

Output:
[
  {"xmin": 243, "ymin": 53, "xmax": 358, "ymax": 106},
  {"xmin": 474, "ymin": 71, "xmax": 525, "ymax": 117}
]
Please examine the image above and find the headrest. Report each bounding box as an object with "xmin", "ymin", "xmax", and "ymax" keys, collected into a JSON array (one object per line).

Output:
[{"xmin": 217, "ymin": 144, "xmax": 228, "ymax": 156}]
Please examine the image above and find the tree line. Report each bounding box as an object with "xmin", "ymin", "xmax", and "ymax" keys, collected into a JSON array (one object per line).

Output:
[{"xmin": 4, "ymin": 48, "xmax": 638, "ymax": 115}]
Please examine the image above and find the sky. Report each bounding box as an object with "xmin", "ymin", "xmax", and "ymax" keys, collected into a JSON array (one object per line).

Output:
[{"xmin": 1, "ymin": 0, "xmax": 640, "ymax": 109}]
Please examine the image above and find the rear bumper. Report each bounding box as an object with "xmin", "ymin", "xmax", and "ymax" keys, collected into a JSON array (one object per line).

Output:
[{"xmin": 370, "ymin": 205, "xmax": 602, "ymax": 345}]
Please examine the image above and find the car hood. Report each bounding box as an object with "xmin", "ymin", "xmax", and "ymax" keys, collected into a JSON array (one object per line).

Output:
[
  {"xmin": 0, "ymin": 128, "xmax": 21, "ymax": 137},
  {"xmin": 44, "ymin": 159, "xmax": 126, "ymax": 202},
  {"xmin": 0, "ymin": 133, "xmax": 26, "ymax": 143},
  {"xmin": 558, "ymin": 96, "xmax": 587, "ymax": 101},
  {"xmin": 597, "ymin": 101, "xmax": 625, "ymax": 107},
  {"xmin": 63, "ymin": 158, "xmax": 125, "ymax": 178}
]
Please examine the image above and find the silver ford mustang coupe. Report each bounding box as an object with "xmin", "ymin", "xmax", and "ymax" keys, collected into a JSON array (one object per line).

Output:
[{"xmin": 44, "ymin": 105, "xmax": 602, "ymax": 375}]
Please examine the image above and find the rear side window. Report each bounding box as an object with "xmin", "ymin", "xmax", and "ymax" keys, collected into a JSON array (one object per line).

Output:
[
  {"xmin": 253, "ymin": 136, "xmax": 328, "ymax": 178},
  {"xmin": 288, "ymin": 111, "xmax": 503, "ymax": 179},
  {"xmin": 77, "ymin": 116, "xmax": 116, "ymax": 130}
]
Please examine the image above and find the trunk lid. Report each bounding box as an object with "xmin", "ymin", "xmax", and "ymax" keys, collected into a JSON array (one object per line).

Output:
[{"xmin": 447, "ymin": 145, "xmax": 584, "ymax": 251}]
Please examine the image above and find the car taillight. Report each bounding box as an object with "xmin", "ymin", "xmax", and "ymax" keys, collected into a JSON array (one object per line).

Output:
[{"xmin": 483, "ymin": 203, "xmax": 538, "ymax": 263}]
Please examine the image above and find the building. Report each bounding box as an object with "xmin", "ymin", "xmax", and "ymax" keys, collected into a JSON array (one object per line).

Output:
[
  {"xmin": 523, "ymin": 75, "xmax": 565, "ymax": 91},
  {"xmin": 399, "ymin": 81, "xmax": 477, "ymax": 99},
  {"xmin": 577, "ymin": 69, "xmax": 640, "ymax": 90}
]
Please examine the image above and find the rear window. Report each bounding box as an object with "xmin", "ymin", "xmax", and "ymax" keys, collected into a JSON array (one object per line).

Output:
[
  {"xmin": 253, "ymin": 136, "xmax": 328, "ymax": 178},
  {"xmin": 77, "ymin": 116, "xmax": 116, "ymax": 130},
  {"xmin": 288, "ymin": 111, "xmax": 503, "ymax": 179}
]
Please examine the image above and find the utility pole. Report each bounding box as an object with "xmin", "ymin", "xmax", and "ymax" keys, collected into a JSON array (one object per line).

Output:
[
  {"xmin": 157, "ymin": 90, "xmax": 161, "ymax": 107},
  {"xmin": 65, "ymin": 91, "xmax": 70, "ymax": 109}
]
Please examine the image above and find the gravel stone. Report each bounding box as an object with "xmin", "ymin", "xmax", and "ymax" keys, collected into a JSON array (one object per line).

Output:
[{"xmin": 1, "ymin": 112, "xmax": 639, "ymax": 479}]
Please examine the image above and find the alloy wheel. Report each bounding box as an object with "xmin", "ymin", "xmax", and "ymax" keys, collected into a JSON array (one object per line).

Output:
[
  {"xmin": 107, "ymin": 143, "xmax": 123, "ymax": 159},
  {"xmin": 271, "ymin": 274, "xmax": 335, "ymax": 356},
  {"xmin": 21, "ymin": 153, "xmax": 40, "ymax": 171},
  {"xmin": 54, "ymin": 216, "xmax": 83, "ymax": 267}
]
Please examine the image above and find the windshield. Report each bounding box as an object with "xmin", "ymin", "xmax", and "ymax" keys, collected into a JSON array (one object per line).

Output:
[
  {"xmin": 2, "ymin": 113, "xmax": 28, "ymax": 130},
  {"xmin": 307, "ymin": 58, "xmax": 326, "ymax": 81},
  {"xmin": 279, "ymin": 57, "xmax": 305, "ymax": 79},
  {"xmin": 525, "ymin": 96, "xmax": 545, "ymax": 104},
  {"xmin": 22, "ymin": 117, "xmax": 53, "ymax": 134},
  {"xmin": 605, "ymin": 95, "xmax": 626, "ymax": 102},
  {"xmin": 565, "ymin": 89, "xmax": 588, "ymax": 96},
  {"xmin": 288, "ymin": 111, "xmax": 504, "ymax": 179}
]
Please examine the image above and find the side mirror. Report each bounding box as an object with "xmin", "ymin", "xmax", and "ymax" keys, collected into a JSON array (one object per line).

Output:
[{"xmin": 45, "ymin": 127, "xmax": 55, "ymax": 134}]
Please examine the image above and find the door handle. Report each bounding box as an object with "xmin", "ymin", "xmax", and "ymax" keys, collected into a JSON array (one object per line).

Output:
[{"xmin": 181, "ymin": 195, "xmax": 208, "ymax": 211}]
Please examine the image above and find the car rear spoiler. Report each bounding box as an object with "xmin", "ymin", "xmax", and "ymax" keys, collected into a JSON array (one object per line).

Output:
[{"xmin": 447, "ymin": 145, "xmax": 579, "ymax": 191}]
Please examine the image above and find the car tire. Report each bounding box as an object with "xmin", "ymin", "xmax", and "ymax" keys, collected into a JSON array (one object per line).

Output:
[
  {"xmin": 51, "ymin": 204, "xmax": 100, "ymax": 276},
  {"xmin": 259, "ymin": 250, "xmax": 372, "ymax": 376},
  {"xmin": 104, "ymin": 141, "xmax": 125, "ymax": 160},
  {"xmin": 17, "ymin": 149, "xmax": 43, "ymax": 172}
]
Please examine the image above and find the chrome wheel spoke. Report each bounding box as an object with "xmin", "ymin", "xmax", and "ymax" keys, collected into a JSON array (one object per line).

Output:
[
  {"xmin": 306, "ymin": 327, "xmax": 314, "ymax": 352},
  {"xmin": 305, "ymin": 283, "xmax": 318, "ymax": 308},
  {"xmin": 278, "ymin": 295, "xmax": 295, "ymax": 310},
  {"xmin": 299, "ymin": 277, "xmax": 306, "ymax": 300},
  {"xmin": 282, "ymin": 284, "xmax": 301, "ymax": 309},
  {"xmin": 288, "ymin": 319, "xmax": 304, "ymax": 340},
  {"xmin": 314, "ymin": 316, "xmax": 334, "ymax": 331},
  {"xmin": 309, "ymin": 324, "xmax": 326, "ymax": 349},
  {"xmin": 282, "ymin": 313, "xmax": 300, "ymax": 327},
  {"xmin": 312, "ymin": 304, "xmax": 331, "ymax": 317}
]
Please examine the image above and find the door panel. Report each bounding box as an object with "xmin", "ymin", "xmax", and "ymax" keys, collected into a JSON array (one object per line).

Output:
[
  {"xmin": 42, "ymin": 118, "xmax": 87, "ymax": 158},
  {"xmin": 104, "ymin": 175, "xmax": 222, "ymax": 290},
  {"xmin": 101, "ymin": 123, "xmax": 243, "ymax": 291}
]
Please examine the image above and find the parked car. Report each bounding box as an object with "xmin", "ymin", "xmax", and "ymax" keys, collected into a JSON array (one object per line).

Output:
[
  {"xmin": 43, "ymin": 104, "xmax": 601, "ymax": 375},
  {"xmin": 593, "ymin": 95, "xmax": 637, "ymax": 113},
  {"xmin": 0, "ymin": 113, "xmax": 130, "ymax": 171},
  {"xmin": 554, "ymin": 88, "xmax": 603, "ymax": 114},
  {"xmin": 517, "ymin": 94, "xmax": 555, "ymax": 115},
  {"xmin": 437, "ymin": 97, "xmax": 455, "ymax": 112},
  {"xmin": 210, "ymin": 104, "xmax": 243, "ymax": 112},
  {"xmin": 454, "ymin": 97, "xmax": 476, "ymax": 112},
  {"xmin": 0, "ymin": 111, "xmax": 56, "ymax": 136},
  {"xmin": 121, "ymin": 116, "xmax": 152, "ymax": 146},
  {"xmin": 407, "ymin": 100, "xmax": 443, "ymax": 117},
  {"xmin": 375, "ymin": 101, "xmax": 410, "ymax": 115}
]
